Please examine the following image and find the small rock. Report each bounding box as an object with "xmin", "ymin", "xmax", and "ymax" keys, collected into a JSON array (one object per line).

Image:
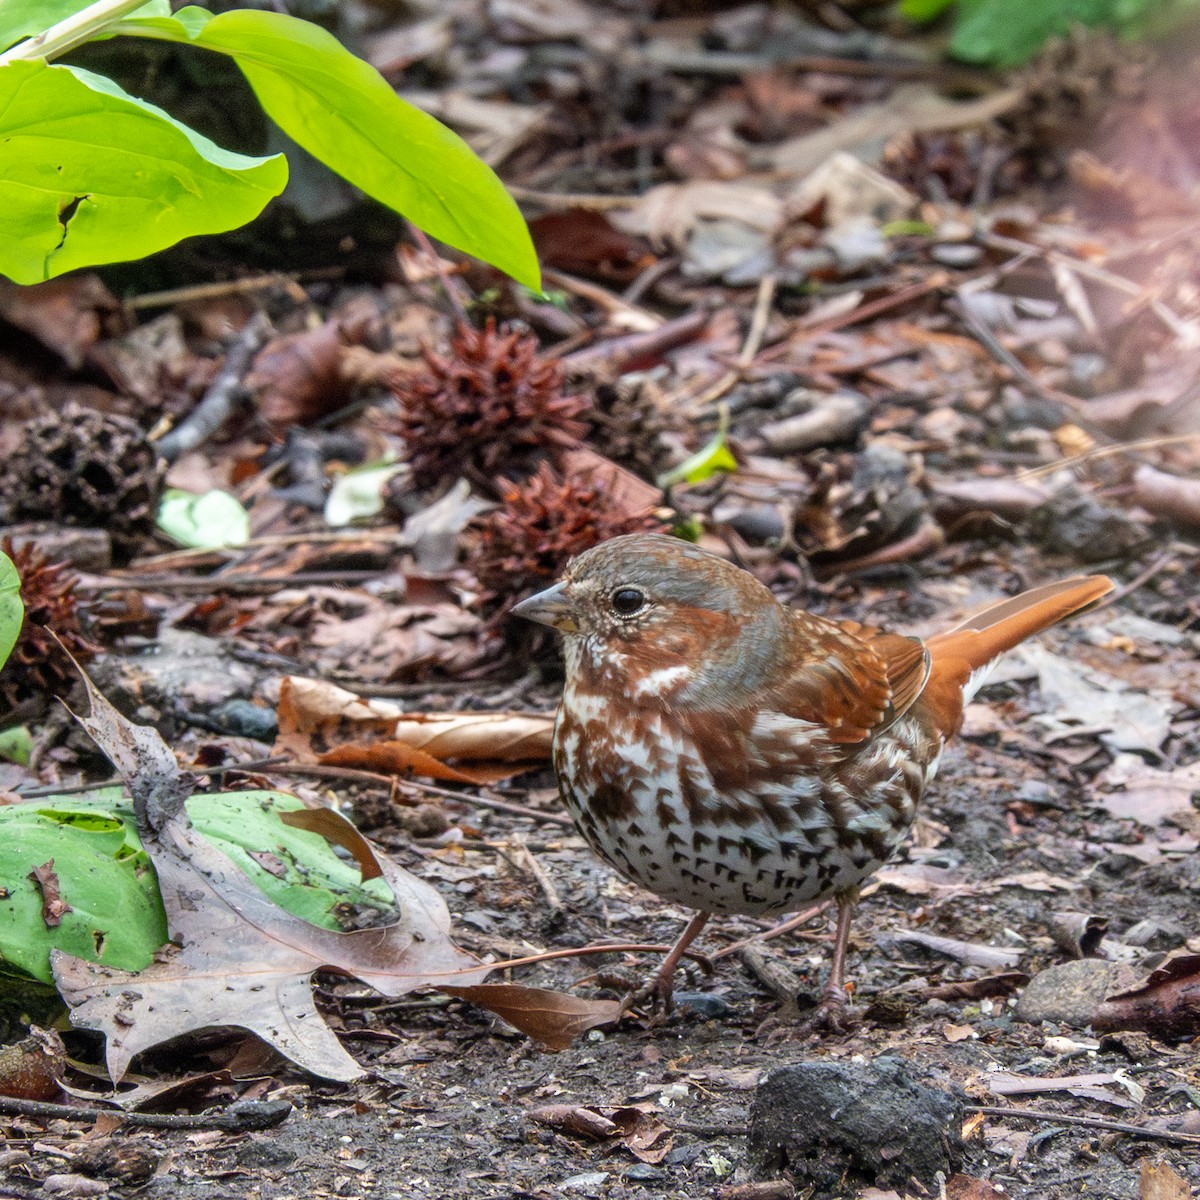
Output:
[
  {"xmin": 559, "ymin": 1171, "xmax": 610, "ymax": 1194},
  {"xmin": 759, "ymin": 391, "xmax": 868, "ymax": 453},
  {"xmin": 930, "ymin": 242, "xmax": 983, "ymax": 268},
  {"xmin": 1015, "ymin": 959, "xmax": 1135, "ymax": 1027},
  {"xmin": 676, "ymin": 991, "xmax": 733, "ymax": 1019},
  {"xmin": 625, "ymin": 1163, "xmax": 666, "ymax": 1183},
  {"xmin": 208, "ymin": 698, "xmax": 279, "ymax": 741},
  {"xmin": 747, "ymin": 1056, "xmax": 963, "ymax": 1197}
]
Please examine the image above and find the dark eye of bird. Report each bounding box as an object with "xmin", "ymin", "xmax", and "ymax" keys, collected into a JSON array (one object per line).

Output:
[{"xmin": 611, "ymin": 587, "xmax": 645, "ymax": 616}]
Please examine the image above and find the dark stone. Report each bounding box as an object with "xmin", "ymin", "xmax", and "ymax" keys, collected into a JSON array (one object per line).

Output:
[
  {"xmin": 675, "ymin": 992, "xmax": 733, "ymax": 1019},
  {"xmin": 747, "ymin": 1056, "xmax": 963, "ymax": 1196},
  {"xmin": 624, "ymin": 1163, "xmax": 666, "ymax": 1183}
]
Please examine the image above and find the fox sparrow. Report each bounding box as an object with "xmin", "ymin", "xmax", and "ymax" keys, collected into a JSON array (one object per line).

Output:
[{"xmin": 513, "ymin": 534, "xmax": 1112, "ymax": 1022}]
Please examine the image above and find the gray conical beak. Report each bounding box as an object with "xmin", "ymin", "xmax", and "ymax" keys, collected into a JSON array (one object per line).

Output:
[{"xmin": 511, "ymin": 582, "xmax": 578, "ymax": 633}]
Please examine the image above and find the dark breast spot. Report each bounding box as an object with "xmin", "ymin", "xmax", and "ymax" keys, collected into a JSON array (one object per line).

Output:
[{"xmin": 590, "ymin": 781, "xmax": 635, "ymax": 821}]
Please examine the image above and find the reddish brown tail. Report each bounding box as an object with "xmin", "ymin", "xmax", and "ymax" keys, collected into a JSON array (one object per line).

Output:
[{"xmin": 920, "ymin": 575, "xmax": 1114, "ymax": 736}]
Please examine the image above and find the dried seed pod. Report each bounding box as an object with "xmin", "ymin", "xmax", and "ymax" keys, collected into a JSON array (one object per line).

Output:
[
  {"xmin": 467, "ymin": 462, "xmax": 664, "ymax": 611},
  {"xmin": 0, "ymin": 402, "xmax": 164, "ymax": 559},
  {"xmin": 391, "ymin": 319, "xmax": 589, "ymax": 489},
  {"xmin": 0, "ymin": 538, "xmax": 101, "ymax": 710},
  {"xmin": 586, "ymin": 374, "xmax": 683, "ymax": 480}
]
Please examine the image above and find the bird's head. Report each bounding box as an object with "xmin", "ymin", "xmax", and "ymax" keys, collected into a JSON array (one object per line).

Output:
[{"xmin": 511, "ymin": 533, "xmax": 784, "ymax": 703}]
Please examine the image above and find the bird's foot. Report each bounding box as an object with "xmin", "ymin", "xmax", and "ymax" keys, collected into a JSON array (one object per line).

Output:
[
  {"xmin": 800, "ymin": 983, "xmax": 862, "ymax": 1035},
  {"xmin": 755, "ymin": 985, "xmax": 861, "ymax": 1042},
  {"xmin": 621, "ymin": 952, "xmax": 716, "ymax": 1023}
]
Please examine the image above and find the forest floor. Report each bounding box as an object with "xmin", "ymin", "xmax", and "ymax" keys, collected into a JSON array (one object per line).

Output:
[{"xmin": 2, "ymin": 3, "xmax": 1200, "ymax": 1199}]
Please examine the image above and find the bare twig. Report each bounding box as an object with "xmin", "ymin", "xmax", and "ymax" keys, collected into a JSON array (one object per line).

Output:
[
  {"xmin": 965, "ymin": 1105, "xmax": 1200, "ymax": 1147},
  {"xmin": 124, "ymin": 271, "xmax": 333, "ymax": 313},
  {"xmin": 156, "ymin": 311, "xmax": 273, "ymax": 460},
  {"xmin": 0, "ymin": 1095, "xmax": 291, "ymax": 1130}
]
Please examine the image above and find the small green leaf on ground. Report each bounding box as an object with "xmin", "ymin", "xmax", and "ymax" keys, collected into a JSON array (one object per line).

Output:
[
  {"xmin": 658, "ymin": 405, "xmax": 737, "ymax": 487},
  {"xmin": 0, "ymin": 724, "xmax": 32, "ymax": 764},
  {"xmin": 324, "ymin": 462, "xmax": 404, "ymax": 527},
  {"xmin": 157, "ymin": 488, "xmax": 250, "ymax": 548}
]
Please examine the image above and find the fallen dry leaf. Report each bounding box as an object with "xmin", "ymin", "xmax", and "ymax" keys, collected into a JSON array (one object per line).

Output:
[
  {"xmin": 444, "ymin": 984, "xmax": 621, "ymax": 1052},
  {"xmin": 1017, "ymin": 645, "xmax": 1177, "ymax": 756},
  {"xmin": 1139, "ymin": 1158, "xmax": 1192, "ymax": 1200},
  {"xmin": 278, "ymin": 677, "xmax": 554, "ymax": 782},
  {"xmin": 526, "ymin": 1098, "xmax": 672, "ymax": 1163},
  {"xmin": 57, "ymin": 670, "xmax": 491, "ymax": 1081},
  {"xmin": 389, "ymin": 712, "xmax": 554, "ymax": 764}
]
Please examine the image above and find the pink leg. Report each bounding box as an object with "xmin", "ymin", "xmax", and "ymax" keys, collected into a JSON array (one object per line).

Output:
[
  {"xmin": 809, "ymin": 889, "xmax": 861, "ymax": 1031},
  {"xmin": 645, "ymin": 911, "xmax": 711, "ymax": 1012}
]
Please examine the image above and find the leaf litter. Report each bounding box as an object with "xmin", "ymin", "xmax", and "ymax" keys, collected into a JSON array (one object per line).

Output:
[{"xmin": 4, "ymin": 4, "xmax": 1200, "ymax": 1197}]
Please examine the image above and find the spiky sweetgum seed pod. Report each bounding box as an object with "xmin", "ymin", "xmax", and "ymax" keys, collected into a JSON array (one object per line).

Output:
[
  {"xmin": 468, "ymin": 462, "xmax": 665, "ymax": 608},
  {"xmin": 0, "ymin": 539, "xmax": 101, "ymax": 710},
  {"xmin": 392, "ymin": 319, "xmax": 590, "ymax": 489}
]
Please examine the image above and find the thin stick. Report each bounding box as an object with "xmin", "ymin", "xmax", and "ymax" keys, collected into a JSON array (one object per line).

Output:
[
  {"xmin": 155, "ymin": 311, "xmax": 273, "ymax": 461},
  {"xmin": 688, "ymin": 274, "xmax": 777, "ymax": 410},
  {"xmin": 965, "ymin": 1105, "xmax": 1200, "ymax": 1147},
  {"xmin": 799, "ymin": 271, "xmax": 950, "ymax": 339},
  {"xmin": 124, "ymin": 271, "xmax": 333, "ymax": 313},
  {"xmin": 508, "ymin": 834, "xmax": 564, "ymax": 917},
  {"xmin": 264, "ymin": 763, "xmax": 575, "ymax": 828},
  {"xmin": 0, "ymin": 1095, "xmax": 291, "ymax": 1130},
  {"xmin": 712, "ymin": 900, "xmax": 831, "ymax": 959}
]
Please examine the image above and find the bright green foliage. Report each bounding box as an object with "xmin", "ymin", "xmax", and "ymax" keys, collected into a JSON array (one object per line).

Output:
[
  {"xmin": 0, "ymin": 790, "xmax": 398, "ymax": 986},
  {"xmin": 0, "ymin": 550, "xmax": 24, "ymax": 672},
  {"xmin": 902, "ymin": 0, "xmax": 1200, "ymax": 66},
  {"xmin": 0, "ymin": 0, "xmax": 168, "ymax": 51},
  {"xmin": 0, "ymin": 798, "xmax": 168, "ymax": 985},
  {"xmin": 0, "ymin": 1, "xmax": 539, "ymax": 288},
  {"xmin": 0, "ymin": 726, "xmax": 33, "ymax": 764},
  {"xmin": 1, "ymin": 59, "xmax": 288, "ymax": 284},
  {"xmin": 186, "ymin": 791, "xmax": 398, "ymax": 931},
  {"xmin": 658, "ymin": 404, "xmax": 737, "ymax": 487},
  {"xmin": 157, "ymin": 488, "xmax": 250, "ymax": 548}
]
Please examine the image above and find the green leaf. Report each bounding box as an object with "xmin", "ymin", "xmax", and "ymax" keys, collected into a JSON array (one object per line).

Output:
[
  {"xmin": 187, "ymin": 792, "xmax": 397, "ymax": 931},
  {"xmin": 0, "ymin": 550, "xmax": 22, "ymax": 671},
  {"xmin": 0, "ymin": 59, "xmax": 288, "ymax": 285},
  {"xmin": 948, "ymin": 0, "xmax": 1117, "ymax": 66},
  {"xmin": 658, "ymin": 404, "xmax": 738, "ymax": 488},
  {"xmin": 0, "ymin": 801, "xmax": 169, "ymax": 984},
  {"xmin": 0, "ymin": 790, "xmax": 397, "ymax": 985},
  {"xmin": 323, "ymin": 461, "xmax": 403, "ymax": 527},
  {"xmin": 115, "ymin": 8, "xmax": 540, "ymax": 289},
  {"xmin": 157, "ymin": 488, "xmax": 250, "ymax": 549},
  {"xmin": 900, "ymin": 0, "xmax": 957, "ymax": 20},
  {"xmin": 0, "ymin": 0, "xmax": 168, "ymax": 53},
  {"xmin": 0, "ymin": 725, "xmax": 33, "ymax": 764}
]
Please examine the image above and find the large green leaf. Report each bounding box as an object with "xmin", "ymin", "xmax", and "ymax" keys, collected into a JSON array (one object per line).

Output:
[
  {"xmin": 0, "ymin": 790, "xmax": 397, "ymax": 985},
  {"xmin": 0, "ymin": 801, "xmax": 168, "ymax": 985},
  {"xmin": 0, "ymin": 0, "xmax": 167, "ymax": 53},
  {"xmin": 115, "ymin": 7, "xmax": 540, "ymax": 289},
  {"xmin": 949, "ymin": 0, "xmax": 1116, "ymax": 64},
  {"xmin": 0, "ymin": 550, "xmax": 23, "ymax": 672},
  {"xmin": 0, "ymin": 58, "xmax": 288, "ymax": 284}
]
